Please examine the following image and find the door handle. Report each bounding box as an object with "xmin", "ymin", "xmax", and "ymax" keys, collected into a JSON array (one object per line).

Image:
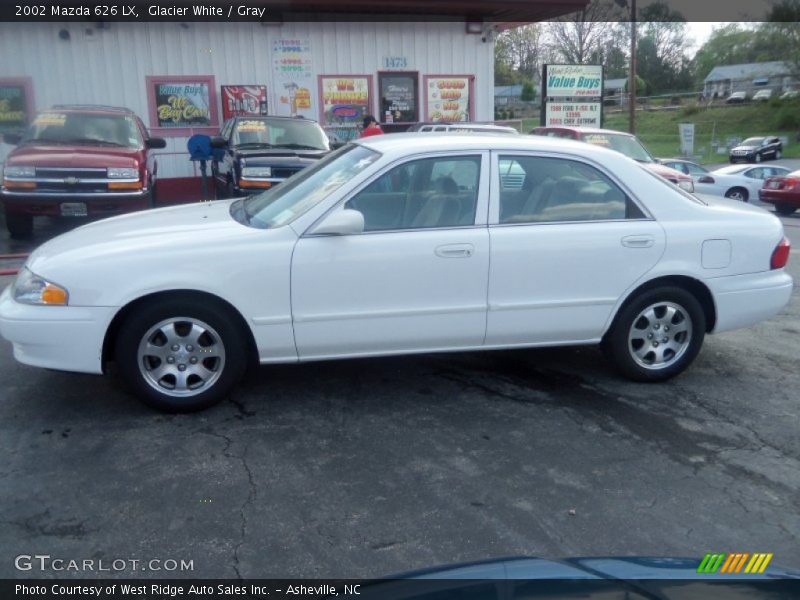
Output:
[
  {"xmin": 621, "ymin": 235, "xmax": 655, "ymax": 248},
  {"xmin": 435, "ymin": 243, "xmax": 474, "ymax": 258}
]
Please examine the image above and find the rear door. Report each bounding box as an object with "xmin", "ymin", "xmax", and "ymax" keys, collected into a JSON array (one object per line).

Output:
[{"xmin": 486, "ymin": 152, "xmax": 666, "ymax": 346}]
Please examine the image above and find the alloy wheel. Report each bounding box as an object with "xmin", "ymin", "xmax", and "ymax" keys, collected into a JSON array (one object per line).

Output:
[{"xmin": 627, "ymin": 302, "xmax": 693, "ymax": 370}]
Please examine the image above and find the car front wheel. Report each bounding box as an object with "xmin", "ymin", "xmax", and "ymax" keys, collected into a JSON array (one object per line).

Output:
[
  {"xmin": 115, "ymin": 298, "xmax": 248, "ymax": 412},
  {"xmin": 603, "ymin": 286, "xmax": 706, "ymax": 382},
  {"xmin": 775, "ymin": 149, "xmax": 782, "ymax": 160},
  {"xmin": 725, "ymin": 187, "xmax": 748, "ymax": 202},
  {"xmin": 754, "ymin": 153, "xmax": 762, "ymax": 163}
]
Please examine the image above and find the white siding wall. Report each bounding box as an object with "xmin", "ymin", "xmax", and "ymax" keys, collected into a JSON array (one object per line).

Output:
[{"xmin": 0, "ymin": 21, "xmax": 494, "ymax": 178}]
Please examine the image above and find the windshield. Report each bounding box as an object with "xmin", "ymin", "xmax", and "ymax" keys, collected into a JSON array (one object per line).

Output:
[
  {"xmin": 232, "ymin": 118, "xmax": 329, "ymax": 150},
  {"xmin": 22, "ymin": 112, "xmax": 143, "ymax": 147},
  {"xmin": 580, "ymin": 132, "xmax": 654, "ymax": 162},
  {"xmin": 241, "ymin": 144, "xmax": 380, "ymax": 229},
  {"xmin": 741, "ymin": 137, "xmax": 765, "ymax": 146}
]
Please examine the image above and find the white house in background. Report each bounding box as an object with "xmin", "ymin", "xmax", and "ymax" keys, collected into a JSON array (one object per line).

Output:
[{"xmin": 703, "ymin": 61, "xmax": 799, "ymax": 99}]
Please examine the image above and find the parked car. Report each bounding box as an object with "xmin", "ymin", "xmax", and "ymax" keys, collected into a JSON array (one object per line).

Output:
[
  {"xmin": 0, "ymin": 105, "xmax": 165, "ymax": 239},
  {"xmin": 0, "ymin": 134, "xmax": 792, "ymax": 412},
  {"xmin": 729, "ymin": 136, "xmax": 783, "ymax": 163},
  {"xmin": 725, "ymin": 91, "xmax": 747, "ymax": 104},
  {"xmin": 210, "ymin": 115, "xmax": 330, "ymax": 198},
  {"xmin": 408, "ymin": 122, "xmax": 519, "ymax": 134},
  {"xmin": 760, "ymin": 169, "xmax": 800, "ymax": 215},
  {"xmin": 695, "ymin": 164, "xmax": 791, "ymax": 203},
  {"xmin": 780, "ymin": 90, "xmax": 799, "ymax": 100},
  {"xmin": 530, "ymin": 126, "xmax": 695, "ymax": 192},
  {"xmin": 658, "ymin": 158, "xmax": 711, "ymax": 180},
  {"xmin": 752, "ymin": 89, "xmax": 773, "ymax": 102}
]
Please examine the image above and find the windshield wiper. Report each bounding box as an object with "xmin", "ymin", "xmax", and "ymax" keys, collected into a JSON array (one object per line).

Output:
[
  {"xmin": 64, "ymin": 138, "xmax": 127, "ymax": 146},
  {"xmin": 234, "ymin": 142, "xmax": 274, "ymax": 149},
  {"xmin": 275, "ymin": 143, "xmax": 325, "ymax": 150}
]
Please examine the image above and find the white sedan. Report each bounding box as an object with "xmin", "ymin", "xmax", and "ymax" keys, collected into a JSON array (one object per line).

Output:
[
  {"xmin": 695, "ymin": 164, "xmax": 792, "ymax": 203},
  {"xmin": 0, "ymin": 135, "xmax": 793, "ymax": 412}
]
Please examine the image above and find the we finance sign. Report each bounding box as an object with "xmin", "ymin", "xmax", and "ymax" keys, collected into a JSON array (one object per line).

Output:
[{"xmin": 544, "ymin": 65, "xmax": 603, "ymax": 98}]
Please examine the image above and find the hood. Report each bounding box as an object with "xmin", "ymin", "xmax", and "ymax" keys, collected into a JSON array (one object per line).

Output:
[
  {"xmin": 732, "ymin": 145, "xmax": 758, "ymax": 151},
  {"xmin": 28, "ymin": 200, "xmax": 244, "ymax": 277},
  {"xmin": 7, "ymin": 143, "xmax": 140, "ymax": 168}
]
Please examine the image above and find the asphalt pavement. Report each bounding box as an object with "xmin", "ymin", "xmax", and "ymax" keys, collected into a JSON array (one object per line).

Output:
[{"xmin": 0, "ymin": 204, "xmax": 798, "ymax": 579}]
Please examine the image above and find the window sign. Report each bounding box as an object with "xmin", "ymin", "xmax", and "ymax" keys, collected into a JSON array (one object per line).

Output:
[{"xmin": 378, "ymin": 72, "xmax": 419, "ymax": 124}]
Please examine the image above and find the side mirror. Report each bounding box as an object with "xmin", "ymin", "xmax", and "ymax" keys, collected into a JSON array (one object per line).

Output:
[
  {"xmin": 210, "ymin": 136, "xmax": 228, "ymax": 149},
  {"xmin": 146, "ymin": 137, "xmax": 167, "ymax": 149},
  {"xmin": 2, "ymin": 132, "xmax": 22, "ymax": 145},
  {"xmin": 311, "ymin": 209, "xmax": 364, "ymax": 236}
]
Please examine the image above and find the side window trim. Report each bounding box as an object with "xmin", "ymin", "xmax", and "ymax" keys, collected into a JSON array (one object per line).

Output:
[
  {"xmin": 307, "ymin": 151, "xmax": 490, "ymax": 236},
  {"xmin": 487, "ymin": 150, "xmax": 653, "ymax": 226}
]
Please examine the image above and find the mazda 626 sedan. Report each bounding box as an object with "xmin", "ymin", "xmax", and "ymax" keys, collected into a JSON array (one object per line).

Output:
[{"xmin": 0, "ymin": 134, "xmax": 793, "ymax": 412}]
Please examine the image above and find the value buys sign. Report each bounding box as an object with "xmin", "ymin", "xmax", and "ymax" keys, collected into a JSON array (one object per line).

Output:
[{"xmin": 541, "ymin": 64, "xmax": 603, "ymax": 128}]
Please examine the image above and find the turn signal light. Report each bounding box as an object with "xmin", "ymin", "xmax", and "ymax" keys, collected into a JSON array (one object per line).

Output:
[
  {"xmin": 108, "ymin": 181, "xmax": 143, "ymax": 190},
  {"xmin": 239, "ymin": 179, "xmax": 272, "ymax": 189},
  {"xmin": 41, "ymin": 283, "xmax": 69, "ymax": 305},
  {"xmin": 771, "ymin": 236, "xmax": 791, "ymax": 270},
  {"xmin": 3, "ymin": 179, "xmax": 36, "ymax": 189}
]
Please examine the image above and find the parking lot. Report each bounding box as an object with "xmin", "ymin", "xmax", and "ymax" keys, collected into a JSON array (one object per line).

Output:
[{"xmin": 1, "ymin": 201, "xmax": 799, "ymax": 579}]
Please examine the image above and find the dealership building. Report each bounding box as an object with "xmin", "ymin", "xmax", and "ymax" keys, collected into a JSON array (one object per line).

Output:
[{"xmin": 0, "ymin": 1, "xmax": 585, "ymax": 199}]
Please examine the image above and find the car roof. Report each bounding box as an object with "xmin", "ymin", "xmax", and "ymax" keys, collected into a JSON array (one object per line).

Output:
[
  {"xmin": 535, "ymin": 126, "xmax": 636, "ymax": 138},
  {"xmin": 356, "ymin": 132, "xmax": 616, "ymax": 157},
  {"xmin": 233, "ymin": 115, "xmax": 320, "ymax": 124}
]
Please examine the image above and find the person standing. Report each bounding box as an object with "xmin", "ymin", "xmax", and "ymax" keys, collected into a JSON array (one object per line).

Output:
[{"xmin": 360, "ymin": 115, "xmax": 384, "ymax": 138}]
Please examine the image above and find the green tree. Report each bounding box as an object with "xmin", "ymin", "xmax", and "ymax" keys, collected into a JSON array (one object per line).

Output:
[{"xmin": 520, "ymin": 82, "xmax": 536, "ymax": 102}]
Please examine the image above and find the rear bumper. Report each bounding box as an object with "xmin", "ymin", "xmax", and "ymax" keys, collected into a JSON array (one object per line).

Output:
[
  {"xmin": 0, "ymin": 285, "xmax": 116, "ymax": 374},
  {"xmin": 1, "ymin": 189, "xmax": 150, "ymax": 216},
  {"xmin": 759, "ymin": 189, "xmax": 800, "ymax": 207},
  {"xmin": 707, "ymin": 270, "xmax": 793, "ymax": 334}
]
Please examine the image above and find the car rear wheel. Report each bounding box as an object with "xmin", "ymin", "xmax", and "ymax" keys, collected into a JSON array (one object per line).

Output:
[
  {"xmin": 603, "ymin": 286, "xmax": 706, "ymax": 382},
  {"xmin": 115, "ymin": 298, "xmax": 248, "ymax": 412},
  {"xmin": 725, "ymin": 187, "xmax": 748, "ymax": 202},
  {"xmin": 5, "ymin": 213, "xmax": 33, "ymax": 239},
  {"xmin": 775, "ymin": 204, "xmax": 796, "ymax": 216}
]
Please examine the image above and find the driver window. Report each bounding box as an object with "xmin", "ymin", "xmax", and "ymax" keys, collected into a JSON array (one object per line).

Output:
[{"xmin": 344, "ymin": 156, "xmax": 481, "ymax": 232}]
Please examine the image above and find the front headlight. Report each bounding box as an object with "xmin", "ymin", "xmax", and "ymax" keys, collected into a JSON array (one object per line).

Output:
[
  {"xmin": 4, "ymin": 165, "xmax": 36, "ymax": 178},
  {"xmin": 241, "ymin": 166, "xmax": 272, "ymax": 178},
  {"xmin": 13, "ymin": 268, "xmax": 69, "ymax": 306},
  {"xmin": 678, "ymin": 180, "xmax": 695, "ymax": 193},
  {"xmin": 107, "ymin": 167, "xmax": 138, "ymax": 179}
]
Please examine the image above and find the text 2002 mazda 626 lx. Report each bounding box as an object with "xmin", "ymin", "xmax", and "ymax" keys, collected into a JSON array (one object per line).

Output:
[{"xmin": 0, "ymin": 135, "xmax": 793, "ymax": 412}]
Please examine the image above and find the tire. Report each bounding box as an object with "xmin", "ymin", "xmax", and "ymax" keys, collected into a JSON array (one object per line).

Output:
[
  {"xmin": 114, "ymin": 297, "xmax": 248, "ymax": 412},
  {"xmin": 603, "ymin": 286, "xmax": 706, "ymax": 382},
  {"xmin": 775, "ymin": 149, "xmax": 782, "ymax": 160},
  {"xmin": 6, "ymin": 213, "xmax": 33, "ymax": 239},
  {"xmin": 775, "ymin": 204, "xmax": 796, "ymax": 216},
  {"xmin": 754, "ymin": 153, "xmax": 762, "ymax": 163},
  {"xmin": 148, "ymin": 182, "xmax": 157, "ymax": 209},
  {"xmin": 724, "ymin": 187, "xmax": 748, "ymax": 202}
]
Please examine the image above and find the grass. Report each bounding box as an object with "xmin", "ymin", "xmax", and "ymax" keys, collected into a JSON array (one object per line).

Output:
[{"xmin": 520, "ymin": 100, "xmax": 800, "ymax": 164}]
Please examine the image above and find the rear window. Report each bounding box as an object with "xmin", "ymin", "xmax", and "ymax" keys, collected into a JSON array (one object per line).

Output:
[{"xmin": 639, "ymin": 164, "xmax": 707, "ymax": 205}]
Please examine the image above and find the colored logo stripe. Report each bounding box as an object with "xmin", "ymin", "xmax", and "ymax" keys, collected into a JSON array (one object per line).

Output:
[{"xmin": 698, "ymin": 553, "xmax": 773, "ymax": 574}]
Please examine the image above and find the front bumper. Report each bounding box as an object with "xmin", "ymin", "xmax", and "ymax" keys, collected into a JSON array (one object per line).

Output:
[
  {"xmin": 1, "ymin": 189, "xmax": 150, "ymax": 216},
  {"xmin": 707, "ymin": 270, "xmax": 793, "ymax": 334},
  {"xmin": 0, "ymin": 285, "xmax": 117, "ymax": 374}
]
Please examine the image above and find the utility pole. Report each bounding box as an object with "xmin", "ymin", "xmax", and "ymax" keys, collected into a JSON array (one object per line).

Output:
[{"xmin": 629, "ymin": 0, "xmax": 637, "ymax": 134}]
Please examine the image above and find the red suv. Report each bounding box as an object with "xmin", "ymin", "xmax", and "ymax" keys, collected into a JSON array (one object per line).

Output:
[
  {"xmin": 1, "ymin": 105, "xmax": 166, "ymax": 238},
  {"xmin": 530, "ymin": 126, "xmax": 695, "ymax": 193}
]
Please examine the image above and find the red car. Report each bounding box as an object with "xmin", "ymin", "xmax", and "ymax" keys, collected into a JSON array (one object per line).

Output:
[
  {"xmin": 760, "ymin": 169, "xmax": 800, "ymax": 215},
  {"xmin": 1, "ymin": 105, "xmax": 165, "ymax": 239},
  {"xmin": 530, "ymin": 126, "xmax": 695, "ymax": 193}
]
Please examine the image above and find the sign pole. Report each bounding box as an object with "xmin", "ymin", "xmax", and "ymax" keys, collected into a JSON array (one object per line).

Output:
[{"xmin": 629, "ymin": 0, "xmax": 637, "ymax": 134}]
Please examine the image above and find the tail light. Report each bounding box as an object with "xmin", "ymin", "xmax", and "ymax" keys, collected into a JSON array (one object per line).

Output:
[
  {"xmin": 771, "ymin": 236, "xmax": 791, "ymax": 270},
  {"xmin": 786, "ymin": 177, "xmax": 800, "ymax": 190},
  {"xmin": 698, "ymin": 175, "xmax": 715, "ymax": 184}
]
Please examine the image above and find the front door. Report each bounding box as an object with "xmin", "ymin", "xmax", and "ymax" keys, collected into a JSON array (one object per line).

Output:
[{"xmin": 291, "ymin": 153, "xmax": 490, "ymax": 359}]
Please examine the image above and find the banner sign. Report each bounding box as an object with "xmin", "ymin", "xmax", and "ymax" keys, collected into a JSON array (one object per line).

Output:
[
  {"xmin": 272, "ymin": 38, "xmax": 314, "ymax": 118},
  {"xmin": 0, "ymin": 81, "xmax": 31, "ymax": 133},
  {"xmin": 320, "ymin": 76, "xmax": 372, "ymax": 126},
  {"xmin": 425, "ymin": 77, "xmax": 471, "ymax": 123},
  {"xmin": 221, "ymin": 85, "xmax": 267, "ymax": 120},
  {"xmin": 541, "ymin": 64, "xmax": 603, "ymax": 128},
  {"xmin": 379, "ymin": 72, "xmax": 418, "ymax": 124},
  {"xmin": 153, "ymin": 81, "xmax": 212, "ymax": 128}
]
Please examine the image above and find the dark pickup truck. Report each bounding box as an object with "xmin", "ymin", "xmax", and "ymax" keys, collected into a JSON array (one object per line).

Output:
[
  {"xmin": 1, "ymin": 105, "xmax": 165, "ymax": 239},
  {"xmin": 210, "ymin": 115, "xmax": 331, "ymax": 197}
]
